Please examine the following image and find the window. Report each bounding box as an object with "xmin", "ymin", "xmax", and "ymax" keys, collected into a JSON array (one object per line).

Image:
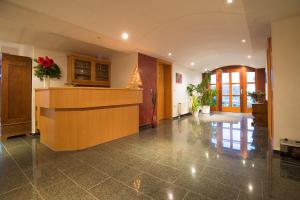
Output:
[
  {"xmin": 210, "ymin": 74, "xmax": 217, "ymax": 107},
  {"xmin": 246, "ymin": 72, "xmax": 256, "ymax": 108}
]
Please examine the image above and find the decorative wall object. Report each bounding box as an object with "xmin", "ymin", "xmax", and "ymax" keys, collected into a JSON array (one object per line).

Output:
[
  {"xmin": 128, "ymin": 65, "xmax": 143, "ymax": 88},
  {"xmin": 176, "ymin": 73, "xmax": 182, "ymax": 83},
  {"xmin": 34, "ymin": 56, "xmax": 61, "ymax": 88}
]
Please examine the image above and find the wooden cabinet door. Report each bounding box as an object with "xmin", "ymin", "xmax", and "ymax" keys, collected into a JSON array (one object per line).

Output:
[{"xmin": 1, "ymin": 54, "xmax": 32, "ymax": 138}]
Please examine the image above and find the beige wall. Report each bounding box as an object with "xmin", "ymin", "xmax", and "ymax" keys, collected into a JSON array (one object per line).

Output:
[
  {"xmin": 110, "ymin": 52, "xmax": 138, "ymax": 88},
  {"xmin": 272, "ymin": 15, "xmax": 300, "ymax": 150}
]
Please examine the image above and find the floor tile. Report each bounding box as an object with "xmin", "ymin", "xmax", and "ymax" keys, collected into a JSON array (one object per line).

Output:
[
  {"xmin": 63, "ymin": 163, "xmax": 109, "ymax": 189},
  {"xmin": 0, "ymin": 167, "xmax": 29, "ymax": 195},
  {"xmin": 183, "ymin": 192, "xmax": 211, "ymax": 200},
  {"xmin": 89, "ymin": 178, "xmax": 150, "ymax": 200},
  {"xmin": 38, "ymin": 179, "xmax": 96, "ymax": 200},
  {"xmin": 0, "ymin": 184, "xmax": 41, "ymax": 200},
  {"xmin": 24, "ymin": 163, "xmax": 68, "ymax": 189}
]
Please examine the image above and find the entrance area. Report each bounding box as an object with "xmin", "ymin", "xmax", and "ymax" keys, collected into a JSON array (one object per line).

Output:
[
  {"xmin": 210, "ymin": 66, "xmax": 265, "ymax": 113},
  {"xmin": 157, "ymin": 60, "xmax": 172, "ymax": 121}
]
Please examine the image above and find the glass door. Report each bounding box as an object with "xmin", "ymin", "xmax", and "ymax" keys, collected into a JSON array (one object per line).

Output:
[{"xmin": 222, "ymin": 71, "xmax": 241, "ymax": 112}]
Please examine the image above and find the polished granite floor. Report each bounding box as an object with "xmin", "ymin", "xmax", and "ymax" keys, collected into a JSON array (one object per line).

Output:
[{"xmin": 1, "ymin": 113, "xmax": 300, "ymax": 200}]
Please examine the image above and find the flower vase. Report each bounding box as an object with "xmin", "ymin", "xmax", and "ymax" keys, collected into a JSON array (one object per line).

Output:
[{"xmin": 43, "ymin": 76, "xmax": 50, "ymax": 88}]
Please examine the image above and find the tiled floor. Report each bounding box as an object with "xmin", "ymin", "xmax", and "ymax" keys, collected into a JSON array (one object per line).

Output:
[{"xmin": 1, "ymin": 113, "xmax": 300, "ymax": 200}]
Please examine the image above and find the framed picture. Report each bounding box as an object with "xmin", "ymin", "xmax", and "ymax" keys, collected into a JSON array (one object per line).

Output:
[{"xmin": 176, "ymin": 73, "xmax": 182, "ymax": 83}]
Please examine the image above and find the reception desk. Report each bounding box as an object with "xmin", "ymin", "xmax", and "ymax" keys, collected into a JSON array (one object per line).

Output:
[{"xmin": 35, "ymin": 87, "xmax": 143, "ymax": 151}]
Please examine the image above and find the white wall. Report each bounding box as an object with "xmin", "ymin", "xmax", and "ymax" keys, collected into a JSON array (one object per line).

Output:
[
  {"xmin": 272, "ymin": 15, "xmax": 300, "ymax": 150},
  {"xmin": 172, "ymin": 65, "xmax": 202, "ymax": 117},
  {"xmin": 0, "ymin": 41, "xmax": 68, "ymax": 132},
  {"xmin": 110, "ymin": 52, "xmax": 138, "ymax": 87}
]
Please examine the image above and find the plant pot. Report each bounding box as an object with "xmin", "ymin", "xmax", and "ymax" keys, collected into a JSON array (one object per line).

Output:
[
  {"xmin": 192, "ymin": 109, "xmax": 200, "ymax": 118},
  {"xmin": 202, "ymin": 105, "xmax": 210, "ymax": 114},
  {"xmin": 43, "ymin": 76, "xmax": 50, "ymax": 88}
]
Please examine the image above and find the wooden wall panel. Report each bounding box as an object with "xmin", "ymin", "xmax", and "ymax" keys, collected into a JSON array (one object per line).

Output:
[
  {"xmin": 138, "ymin": 53, "xmax": 157, "ymax": 126},
  {"xmin": 39, "ymin": 106, "xmax": 139, "ymax": 151}
]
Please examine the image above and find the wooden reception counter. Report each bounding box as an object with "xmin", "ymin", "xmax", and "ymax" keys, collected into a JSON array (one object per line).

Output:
[{"xmin": 35, "ymin": 87, "xmax": 143, "ymax": 151}]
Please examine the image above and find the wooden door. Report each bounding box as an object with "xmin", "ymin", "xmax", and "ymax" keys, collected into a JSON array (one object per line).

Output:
[
  {"xmin": 221, "ymin": 71, "xmax": 241, "ymax": 112},
  {"xmin": 1, "ymin": 54, "xmax": 32, "ymax": 139},
  {"xmin": 157, "ymin": 61, "xmax": 172, "ymax": 122},
  {"xmin": 157, "ymin": 63, "xmax": 165, "ymax": 121}
]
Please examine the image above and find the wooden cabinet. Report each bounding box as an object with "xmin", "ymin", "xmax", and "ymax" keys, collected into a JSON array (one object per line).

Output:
[
  {"xmin": 0, "ymin": 53, "xmax": 32, "ymax": 140},
  {"xmin": 252, "ymin": 102, "xmax": 268, "ymax": 127},
  {"xmin": 67, "ymin": 54, "xmax": 111, "ymax": 87}
]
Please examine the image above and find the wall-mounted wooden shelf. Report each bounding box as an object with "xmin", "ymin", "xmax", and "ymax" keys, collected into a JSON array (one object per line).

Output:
[{"xmin": 67, "ymin": 54, "xmax": 111, "ymax": 87}]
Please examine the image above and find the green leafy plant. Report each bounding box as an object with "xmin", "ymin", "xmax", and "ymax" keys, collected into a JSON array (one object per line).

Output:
[
  {"xmin": 191, "ymin": 96, "xmax": 200, "ymax": 112},
  {"xmin": 34, "ymin": 56, "xmax": 62, "ymax": 80},
  {"xmin": 248, "ymin": 91, "xmax": 265, "ymax": 103},
  {"xmin": 198, "ymin": 73, "xmax": 217, "ymax": 106},
  {"xmin": 186, "ymin": 84, "xmax": 196, "ymax": 96}
]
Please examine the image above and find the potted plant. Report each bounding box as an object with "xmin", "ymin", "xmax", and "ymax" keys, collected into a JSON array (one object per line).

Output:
[
  {"xmin": 187, "ymin": 84, "xmax": 196, "ymax": 97},
  {"xmin": 198, "ymin": 73, "xmax": 217, "ymax": 114},
  {"xmin": 248, "ymin": 91, "xmax": 266, "ymax": 103},
  {"xmin": 34, "ymin": 56, "xmax": 62, "ymax": 88},
  {"xmin": 191, "ymin": 96, "xmax": 201, "ymax": 117}
]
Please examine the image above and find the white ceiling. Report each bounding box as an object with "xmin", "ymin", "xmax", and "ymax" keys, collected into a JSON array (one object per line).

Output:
[{"xmin": 1, "ymin": 0, "xmax": 300, "ymax": 71}]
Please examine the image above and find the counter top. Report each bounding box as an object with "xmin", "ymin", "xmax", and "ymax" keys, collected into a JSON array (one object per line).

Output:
[{"xmin": 35, "ymin": 86, "xmax": 142, "ymax": 91}]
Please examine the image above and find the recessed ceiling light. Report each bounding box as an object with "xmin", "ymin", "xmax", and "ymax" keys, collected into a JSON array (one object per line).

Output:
[
  {"xmin": 121, "ymin": 32, "xmax": 129, "ymax": 40},
  {"xmin": 242, "ymin": 39, "xmax": 246, "ymax": 43},
  {"xmin": 190, "ymin": 62, "xmax": 195, "ymax": 66},
  {"xmin": 248, "ymin": 184, "xmax": 253, "ymax": 192},
  {"xmin": 168, "ymin": 52, "xmax": 172, "ymax": 56},
  {"xmin": 247, "ymin": 55, "xmax": 252, "ymax": 59},
  {"xmin": 204, "ymin": 68, "xmax": 208, "ymax": 71},
  {"xmin": 227, "ymin": 0, "xmax": 233, "ymax": 4}
]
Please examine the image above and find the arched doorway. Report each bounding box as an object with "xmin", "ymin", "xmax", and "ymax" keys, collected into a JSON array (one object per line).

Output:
[{"xmin": 210, "ymin": 66, "xmax": 266, "ymax": 113}]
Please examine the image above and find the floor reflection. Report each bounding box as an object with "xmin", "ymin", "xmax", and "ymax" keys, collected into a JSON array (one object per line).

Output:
[{"xmin": 186, "ymin": 114, "xmax": 268, "ymax": 160}]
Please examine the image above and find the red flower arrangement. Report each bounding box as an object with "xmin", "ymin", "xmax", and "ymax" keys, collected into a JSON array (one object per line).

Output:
[{"xmin": 34, "ymin": 56, "xmax": 62, "ymax": 80}]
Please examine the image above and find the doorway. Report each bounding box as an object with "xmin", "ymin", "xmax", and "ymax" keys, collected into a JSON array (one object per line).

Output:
[
  {"xmin": 210, "ymin": 66, "xmax": 265, "ymax": 113},
  {"xmin": 221, "ymin": 71, "xmax": 241, "ymax": 112},
  {"xmin": 157, "ymin": 60, "xmax": 172, "ymax": 122},
  {"xmin": 0, "ymin": 53, "xmax": 32, "ymax": 140}
]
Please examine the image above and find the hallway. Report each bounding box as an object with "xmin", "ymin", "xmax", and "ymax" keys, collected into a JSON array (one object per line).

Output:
[{"xmin": 0, "ymin": 114, "xmax": 299, "ymax": 200}]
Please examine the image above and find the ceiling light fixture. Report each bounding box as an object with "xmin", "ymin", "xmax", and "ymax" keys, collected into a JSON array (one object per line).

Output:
[
  {"xmin": 247, "ymin": 55, "xmax": 252, "ymax": 59},
  {"xmin": 227, "ymin": 0, "xmax": 233, "ymax": 4},
  {"xmin": 242, "ymin": 39, "xmax": 246, "ymax": 43},
  {"xmin": 168, "ymin": 52, "xmax": 172, "ymax": 56},
  {"xmin": 248, "ymin": 184, "xmax": 253, "ymax": 192},
  {"xmin": 190, "ymin": 62, "xmax": 195, "ymax": 66},
  {"xmin": 121, "ymin": 32, "xmax": 129, "ymax": 40},
  {"xmin": 204, "ymin": 68, "xmax": 208, "ymax": 71}
]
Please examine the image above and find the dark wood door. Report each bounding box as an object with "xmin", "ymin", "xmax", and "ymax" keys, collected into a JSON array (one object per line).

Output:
[{"xmin": 1, "ymin": 53, "xmax": 32, "ymax": 139}]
